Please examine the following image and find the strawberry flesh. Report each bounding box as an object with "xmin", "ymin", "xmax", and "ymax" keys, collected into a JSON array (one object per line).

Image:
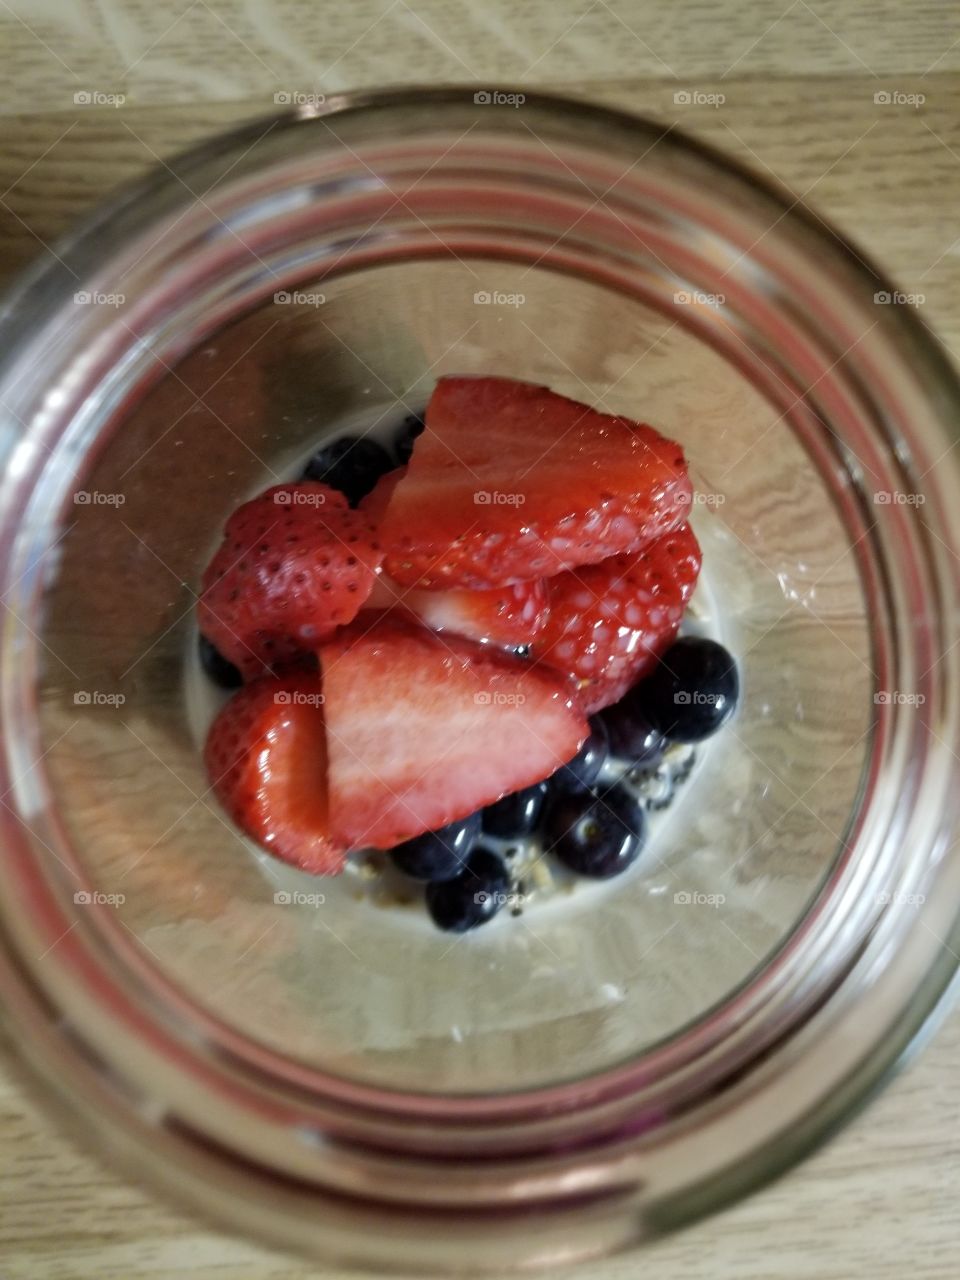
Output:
[
  {"xmin": 534, "ymin": 523, "xmax": 702, "ymax": 714},
  {"xmin": 318, "ymin": 616, "xmax": 587, "ymax": 850},
  {"xmin": 365, "ymin": 573, "xmax": 549, "ymax": 647},
  {"xmin": 379, "ymin": 376, "xmax": 692, "ymax": 589},
  {"xmin": 359, "ymin": 467, "xmax": 405, "ymax": 525},
  {"xmin": 204, "ymin": 673, "xmax": 344, "ymax": 874},
  {"xmin": 199, "ymin": 482, "xmax": 382, "ymax": 679}
]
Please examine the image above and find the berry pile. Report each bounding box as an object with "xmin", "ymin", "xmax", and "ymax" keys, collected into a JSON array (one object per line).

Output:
[
  {"xmin": 383, "ymin": 639, "xmax": 735, "ymax": 931},
  {"xmin": 197, "ymin": 376, "xmax": 739, "ymax": 931}
]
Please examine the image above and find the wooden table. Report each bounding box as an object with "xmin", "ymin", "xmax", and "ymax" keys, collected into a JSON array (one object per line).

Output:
[{"xmin": 2, "ymin": 2, "xmax": 960, "ymax": 1276}]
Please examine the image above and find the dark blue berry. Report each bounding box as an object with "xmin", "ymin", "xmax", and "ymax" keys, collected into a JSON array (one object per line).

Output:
[
  {"xmin": 301, "ymin": 435, "xmax": 395, "ymax": 506},
  {"xmin": 390, "ymin": 811, "xmax": 480, "ymax": 882},
  {"xmin": 482, "ymin": 782, "xmax": 548, "ymax": 838},
  {"xmin": 552, "ymin": 718, "xmax": 609, "ymax": 793},
  {"xmin": 635, "ymin": 637, "xmax": 739, "ymax": 742},
  {"xmin": 198, "ymin": 634, "xmax": 242, "ymax": 689},
  {"xmin": 394, "ymin": 412, "xmax": 425, "ymax": 464},
  {"xmin": 599, "ymin": 695, "xmax": 665, "ymax": 765},
  {"xmin": 426, "ymin": 847, "xmax": 511, "ymax": 932},
  {"xmin": 545, "ymin": 784, "xmax": 646, "ymax": 879}
]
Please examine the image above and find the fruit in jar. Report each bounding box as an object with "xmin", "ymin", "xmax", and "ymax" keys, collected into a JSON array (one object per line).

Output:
[
  {"xmin": 204, "ymin": 673, "xmax": 344, "ymax": 874},
  {"xmin": 198, "ymin": 482, "xmax": 382, "ymax": 679},
  {"xmin": 317, "ymin": 616, "xmax": 588, "ymax": 851},
  {"xmin": 378, "ymin": 375, "xmax": 693, "ymax": 589}
]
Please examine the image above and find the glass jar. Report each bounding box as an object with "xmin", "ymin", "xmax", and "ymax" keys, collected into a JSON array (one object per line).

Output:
[{"xmin": 0, "ymin": 88, "xmax": 958, "ymax": 1272}]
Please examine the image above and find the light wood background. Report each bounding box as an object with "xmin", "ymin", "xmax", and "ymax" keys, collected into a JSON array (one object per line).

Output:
[{"xmin": 2, "ymin": 2, "xmax": 960, "ymax": 1277}]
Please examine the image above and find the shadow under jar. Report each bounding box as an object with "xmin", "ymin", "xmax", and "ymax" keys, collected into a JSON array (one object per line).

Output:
[{"xmin": 0, "ymin": 89, "xmax": 958, "ymax": 1273}]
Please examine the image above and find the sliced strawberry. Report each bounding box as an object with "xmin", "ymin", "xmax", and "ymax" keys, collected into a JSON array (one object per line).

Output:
[
  {"xmin": 378, "ymin": 376, "xmax": 692, "ymax": 589},
  {"xmin": 199, "ymin": 482, "xmax": 383, "ymax": 679},
  {"xmin": 359, "ymin": 467, "xmax": 405, "ymax": 525},
  {"xmin": 365, "ymin": 573, "xmax": 549, "ymax": 647},
  {"xmin": 534, "ymin": 524, "xmax": 702, "ymax": 715},
  {"xmin": 318, "ymin": 616, "xmax": 587, "ymax": 850},
  {"xmin": 204, "ymin": 674, "xmax": 345, "ymax": 874}
]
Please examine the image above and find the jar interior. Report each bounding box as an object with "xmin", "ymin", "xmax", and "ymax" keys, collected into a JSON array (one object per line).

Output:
[{"xmin": 35, "ymin": 258, "xmax": 870, "ymax": 1093}]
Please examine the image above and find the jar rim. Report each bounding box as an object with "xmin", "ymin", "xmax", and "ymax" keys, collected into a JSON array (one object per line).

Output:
[{"xmin": 1, "ymin": 86, "xmax": 959, "ymax": 1269}]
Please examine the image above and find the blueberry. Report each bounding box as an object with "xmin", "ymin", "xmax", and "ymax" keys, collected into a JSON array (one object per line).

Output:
[
  {"xmin": 635, "ymin": 637, "xmax": 739, "ymax": 742},
  {"xmin": 301, "ymin": 435, "xmax": 395, "ymax": 506},
  {"xmin": 394, "ymin": 411, "xmax": 425, "ymax": 464},
  {"xmin": 198, "ymin": 634, "xmax": 242, "ymax": 689},
  {"xmin": 426, "ymin": 847, "xmax": 510, "ymax": 932},
  {"xmin": 545, "ymin": 784, "xmax": 646, "ymax": 879},
  {"xmin": 552, "ymin": 718, "xmax": 609, "ymax": 793},
  {"xmin": 482, "ymin": 782, "xmax": 548, "ymax": 838},
  {"xmin": 598, "ymin": 694, "xmax": 666, "ymax": 765},
  {"xmin": 390, "ymin": 811, "xmax": 480, "ymax": 882}
]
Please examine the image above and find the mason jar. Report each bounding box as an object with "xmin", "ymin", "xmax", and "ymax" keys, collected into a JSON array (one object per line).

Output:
[{"xmin": 0, "ymin": 88, "xmax": 957, "ymax": 1272}]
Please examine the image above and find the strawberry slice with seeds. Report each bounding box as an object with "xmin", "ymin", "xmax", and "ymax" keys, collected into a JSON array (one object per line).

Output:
[
  {"xmin": 318, "ymin": 616, "xmax": 587, "ymax": 850},
  {"xmin": 379, "ymin": 376, "xmax": 692, "ymax": 589},
  {"xmin": 199, "ymin": 482, "xmax": 382, "ymax": 679},
  {"xmin": 534, "ymin": 523, "xmax": 702, "ymax": 714},
  {"xmin": 365, "ymin": 573, "xmax": 549, "ymax": 647},
  {"xmin": 204, "ymin": 673, "xmax": 345, "ymax": 874}
]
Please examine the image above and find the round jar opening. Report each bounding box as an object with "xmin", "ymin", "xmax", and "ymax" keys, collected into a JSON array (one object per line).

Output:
[{"xmin": 0, "ymin": 90, "xmax": 957, "ymax": 1271}]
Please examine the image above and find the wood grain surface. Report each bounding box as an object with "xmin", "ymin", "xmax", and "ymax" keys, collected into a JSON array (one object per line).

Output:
[{"xmin": 2, "ymin": 1, "xmax": 960, "ymax": 1277}]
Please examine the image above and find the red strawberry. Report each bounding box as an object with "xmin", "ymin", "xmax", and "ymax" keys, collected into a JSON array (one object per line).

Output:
[
  {"xmin": 199, "ymin": 482, "xmax": 383, "ymax": 679},
  {"xmin": 318, "ymin": 616, "xmax": 587, "ymax": 850},
  {"xmin": 534, "ymin": 523, "xmax": 702, "ymax": 715},
  {"xmin": 378, "ymin": 376, "xmax": 691, "ymax": 589},
  {"xmin": 365, "ymin": 573, "xmax": 549, "ymax": 647},
  {"xmin": 359, "ymin": 467, "xmax": 405, "ymax": 525},
  {"xmin": 204, "ymin": 674, "xmax": 345, "ymax": 874}
]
